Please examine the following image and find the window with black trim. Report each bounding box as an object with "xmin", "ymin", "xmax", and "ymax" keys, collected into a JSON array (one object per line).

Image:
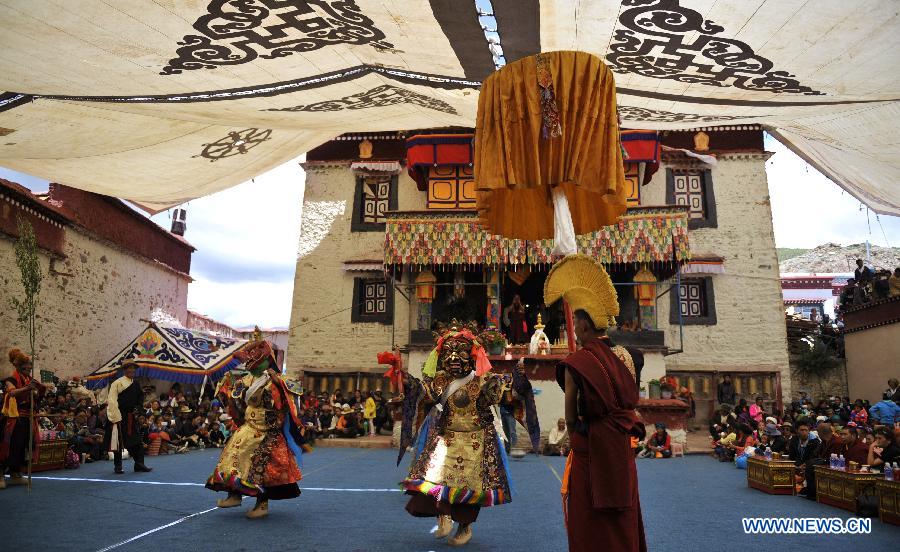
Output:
[
  {"xmin": 665, "ymin": 169, "xmax": 717, "ymax": 229},
  {"xmin": 352, "ymin": 277, "xmax": 393, "ymax": 324},
  {"xmin": 670, "ymin": 277, "xmax": 717, "ymax": 325},
  {"xmin": 351, "ymin": 174, "xmax": 398, "ymax": 232}
]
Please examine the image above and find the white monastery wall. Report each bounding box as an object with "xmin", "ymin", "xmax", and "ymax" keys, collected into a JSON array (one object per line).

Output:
[
  {"xmin": 0, "ymin": 227, "xmax": 189, "ymax": 381},
  {"xmin": 288, "ymin": 166, "xmax": 423, "ymax": 377},
  {"xmin": 643, "ymin": 154, "xmax": 791, "ymax": 399}
]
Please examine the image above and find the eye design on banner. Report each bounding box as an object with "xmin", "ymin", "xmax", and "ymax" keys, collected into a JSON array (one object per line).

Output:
[
  {"xmin": 161, "ymin": 0, "xmax": 394, "ymax": 75},
  {"xmin": 606, "ymin": 0, "xmax": 824, "ymax": 95}
]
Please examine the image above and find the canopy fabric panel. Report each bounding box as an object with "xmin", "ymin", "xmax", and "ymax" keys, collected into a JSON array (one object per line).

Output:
[
  {"xmin": 0, "ymin": 0, "xmax": 897, "ymax": 214},
  {"xmin": 85, "ymin": 323, "xmax": 249, "ymax": 390}
]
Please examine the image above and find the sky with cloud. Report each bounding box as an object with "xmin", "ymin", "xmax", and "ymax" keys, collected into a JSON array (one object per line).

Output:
[{"xmin": 1, "ymin": 133, "xmax": 896, "ymax": 328}]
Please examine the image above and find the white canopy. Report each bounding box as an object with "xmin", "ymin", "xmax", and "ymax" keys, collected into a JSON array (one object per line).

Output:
[{"xmin": 0, "ymin": 0, "xmax": 897, "ymax": 214}]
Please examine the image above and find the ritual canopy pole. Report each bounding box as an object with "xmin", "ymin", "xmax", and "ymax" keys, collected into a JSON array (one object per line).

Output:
[{"xmin": 564, "ymin": 301, "xmax": 577, "ymax": 353}]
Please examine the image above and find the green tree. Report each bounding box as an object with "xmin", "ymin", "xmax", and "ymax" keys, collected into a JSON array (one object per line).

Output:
[{"xmin": 10, "ymin": 215, "xmax": 43, "ymax": 490}]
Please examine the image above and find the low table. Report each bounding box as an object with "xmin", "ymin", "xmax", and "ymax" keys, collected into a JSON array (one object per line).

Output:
[
  {"xmin": 747, "ymin": 456, "xmax": 796, "ymax": 495},
  {"xmin": 876, "ymin": 478, "xmax": 900, "ymax": 526},
  {"xmin": 32, "ymin": 439, "xmax": 68, "ymax": 472},
  {"xmin": 814, "ymin": 466, "xmax": 879, "ymax": 513}
]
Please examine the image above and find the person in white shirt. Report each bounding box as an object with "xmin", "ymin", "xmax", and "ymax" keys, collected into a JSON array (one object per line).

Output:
[
  {"xmin": 104, "ymin": 360, "xmax": 152, "ymax": 474},
  {"xmin": 543, "ymin": 417, "xmax": 569, "ymax": 456}
]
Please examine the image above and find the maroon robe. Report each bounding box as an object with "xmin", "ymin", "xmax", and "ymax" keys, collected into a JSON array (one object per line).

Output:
[{"xmin": 558, "ymin": 336, "xmax": 646, "ymax": 552}]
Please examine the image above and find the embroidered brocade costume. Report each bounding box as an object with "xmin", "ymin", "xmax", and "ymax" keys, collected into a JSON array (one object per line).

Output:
[
  {"xmin": 403, "ymin": 370, "xmax": 512, "ymax": 521},
  {"xmin": 206, "ymin": 372, "xmax": 305, "ymax": 500}
]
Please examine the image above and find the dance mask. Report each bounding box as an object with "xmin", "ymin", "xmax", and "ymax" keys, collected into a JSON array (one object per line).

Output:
[
  {"xmin": 423, "ymin": 321, "xmax": 491, "ymax": 379},
  {"xmin": 235, "ymin": 340, "xmax": 276, "ymax": 377}
]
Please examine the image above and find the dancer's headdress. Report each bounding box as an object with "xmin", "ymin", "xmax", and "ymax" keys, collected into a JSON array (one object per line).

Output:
[{"xmin": 544, "ymin": 254, "xmax": 619, "ymax": 328}]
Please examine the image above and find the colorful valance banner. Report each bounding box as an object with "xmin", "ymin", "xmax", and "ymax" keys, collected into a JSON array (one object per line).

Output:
[
  {"xmin": 385, "ymin": 207, "xmax": 690, "ymax": 267},
  {"xmin": 85, "ymin": 323, "xmax": 249, "ymax": 390}
]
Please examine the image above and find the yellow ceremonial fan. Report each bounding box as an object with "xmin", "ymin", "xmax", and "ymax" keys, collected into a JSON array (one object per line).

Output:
[{"xmin": 543, "ymin": 254, "xmax": 619, "ymax": 329}]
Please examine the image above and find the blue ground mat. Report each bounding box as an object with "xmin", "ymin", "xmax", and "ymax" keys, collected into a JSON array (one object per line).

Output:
[{"xmin": 0, "ymin": 449, "xmax": 896, "ymax": 551}]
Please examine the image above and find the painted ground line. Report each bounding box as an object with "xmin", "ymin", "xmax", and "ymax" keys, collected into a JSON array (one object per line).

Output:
[
  {"xmin": 95, "ymin": 507, "xmax": 218, "ymax": 552},
  {"xmin": 543, "ymin": 459, "xmax": 563, "ymax": 484},
  {"xmin": 31, "ymin": 476, "xmax": 401, "ymax": 491}
]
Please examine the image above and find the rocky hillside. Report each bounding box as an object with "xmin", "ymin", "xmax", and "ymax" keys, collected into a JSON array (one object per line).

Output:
[{"xmin": 779, "ymin": 243, "xmax": 900, "ymax": 273}]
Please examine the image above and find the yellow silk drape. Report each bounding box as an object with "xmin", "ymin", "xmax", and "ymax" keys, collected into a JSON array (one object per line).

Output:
[{"xmin": 475, "ymin": 51, "xmax": 626, "ymax": 240}]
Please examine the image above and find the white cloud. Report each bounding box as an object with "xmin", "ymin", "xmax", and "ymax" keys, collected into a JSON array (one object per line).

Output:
[
  {"xmin": 765, "ymin": 134, "xmax": 899, "ymax": 248},
  {"xmin": 186, "ymin": 274, "xmax": 295, "ymax": 329}
]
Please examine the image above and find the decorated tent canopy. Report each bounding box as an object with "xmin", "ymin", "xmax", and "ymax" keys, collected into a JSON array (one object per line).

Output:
[
  {"xmin": 0, "ymin": 1, "xmax": 897, "ymax": 215},
  {"xmin": 85, "ymin": 323, "xmax": 249, "ymax": 390}
]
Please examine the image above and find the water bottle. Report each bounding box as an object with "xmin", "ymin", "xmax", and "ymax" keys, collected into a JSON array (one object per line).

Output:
[
  {"xmin": 765, "ymin": 447, "xmax": 772, "ymax": 461},
  {"xmin": 885, "ymin": 463, "xmax": 894, "ymax": 481},
  {"xmin": 838, "ymin": 455, "xmax": 845, "ymax": 471},
  {"xmin": 829, "ymin": 453, "xmax": 837, "ymax": 469}
]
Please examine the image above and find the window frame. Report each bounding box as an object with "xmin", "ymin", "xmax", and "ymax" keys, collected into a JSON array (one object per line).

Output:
[
  {"xmin": 351, "ymin": 276, "xmax": 394, "ymax": 324},
  {"xmin": 670, "ymin": 276, "xmax": 717, "ymax": 326},
  {"xmin": 351, "ymin": 174, "xmax": 398, "ymax": 232},
  {"xmin": 665, "ymin": 168, "xmax": 718, "ymax": 229}
]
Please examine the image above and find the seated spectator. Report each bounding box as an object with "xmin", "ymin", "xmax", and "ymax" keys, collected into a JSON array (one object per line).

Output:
[
  {"xmin": 317, "ymin": 403, "xmax": 335, "ymax": 439},
  {"xmin": 299, "ymin": 407, "xmax": 319, "ymax": 444},
  {"xmin": 889, "ymin": 268, "xmax": 900, "ymax": 298},
  {"xmin": 334, "ymin": 405, "xmax": 359, "ymax": 438},
  {"xmin": 709, "ymin": 404, "xmax": 736, "ymax": 440},
  {"xmin": 759, "ymin": 424, "xmax": 787, "ymax": 454},
  {"xmin": 543, "ymin": 418, "xmax": 569, "ymax": 456},
  {"xmin": 868, "ymin": 426, "xmax": 900, "ymax": 472},
  {"xmin": 869, "ymin": 393, "xmax": 900, "ymax": 426},
  {"xmin": 72, "ymin": 409, "xmax": 103, "ymax": 462},
  {"xmin": 839, "ymin": 423, "xmax": 869, "ymax": 466},
  {"xmin": 713, "ymin": 424, "xmax": 738, "ymax": 462},
  {"xmin": 800, "ymin": 422, "xmax": 841, "ymax": 500},
  {"xmin": 849, "ymin": 400, "xmax": 869, "ymax": 426},
  {"xmin": 373, "ymin": 389, "xmax": 390, "ymax": 436},
  {"xmin": 146, "ymin": 400, "xmax": 162, "ymax": 417},
  {"xmin": 787, "ymin": 419, "xmax": 820, "ymax": 467},
  {"xmin": 641, "ymin": 423, "xmax": 672, "ymax": 458}
]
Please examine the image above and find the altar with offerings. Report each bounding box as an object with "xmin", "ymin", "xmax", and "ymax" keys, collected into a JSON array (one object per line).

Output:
[{"xmin": 746, "ymin": 456, "xmax": 796, "ymax": 495}]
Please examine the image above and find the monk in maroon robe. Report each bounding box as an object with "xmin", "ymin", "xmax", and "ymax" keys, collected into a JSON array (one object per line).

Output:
[{"xmin": 557, "ymin": 310, "xmax": 646, "ymax": 552}]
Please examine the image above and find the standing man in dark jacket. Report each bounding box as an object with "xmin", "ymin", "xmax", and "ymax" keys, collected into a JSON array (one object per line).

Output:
[{"xmin": 717, "ymin": 374, "xmax": 736, "ymax": 407}]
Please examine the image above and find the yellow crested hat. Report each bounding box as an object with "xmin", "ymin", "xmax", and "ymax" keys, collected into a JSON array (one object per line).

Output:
[{"xmin": 543, "ymin": 254, "xmax": 618, "ymax": 328}]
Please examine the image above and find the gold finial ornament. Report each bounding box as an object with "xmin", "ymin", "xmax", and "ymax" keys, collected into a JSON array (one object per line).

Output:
[
  {"xmin": 693, "ymin": 131, "xmax": 710, "ymax": 152},
  {"xmin": 359, "ymin": 138, "xmax": 373, "ymax": 159},
  {"xmin": 534, "ymin": 313, "xmax": 545, "ymax": 331},
  {"xmin": 252, "ymin": 325, "xmax": 262, "ymax": 342}
]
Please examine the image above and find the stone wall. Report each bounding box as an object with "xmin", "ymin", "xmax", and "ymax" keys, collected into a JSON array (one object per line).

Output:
[
  {"xmin": 642, "ymin": 153, "xmax": 792, "ymax": 399},
  {"xmin": 0, "ymin": 225, "xmax": 189, "ymax": 381},
  {"xmin": 789, "ymin": 355, "xmax": 848, "ymax": 402},
  {"xmin": 287, "ymin": 165, "xmax": 423, "ymax": 377}
]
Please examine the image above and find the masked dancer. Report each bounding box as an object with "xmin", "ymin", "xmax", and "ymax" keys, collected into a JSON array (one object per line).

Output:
[
  {"xmin": 399, "ymin": 322, "xmax": 513, "ymax": 546},
  {"xmin": 206, "ymin": 339, "xmax": 310, "ymax": 519}
]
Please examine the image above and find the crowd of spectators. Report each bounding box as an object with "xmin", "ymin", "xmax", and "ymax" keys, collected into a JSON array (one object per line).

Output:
[
  {"xmin": 710, "ymin": 377, "xmax": 900, "ymax": 500},
  {"xmin": 298, "ymin": 388, "xmax": 395, "ymax": 443},
  {"xmin": 837, "ymin": 260, "xmax": 900, "ymax": 315},
  {"xmin": 26, "ymin": 377, "xmax": 399, "ymax": 469}
]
